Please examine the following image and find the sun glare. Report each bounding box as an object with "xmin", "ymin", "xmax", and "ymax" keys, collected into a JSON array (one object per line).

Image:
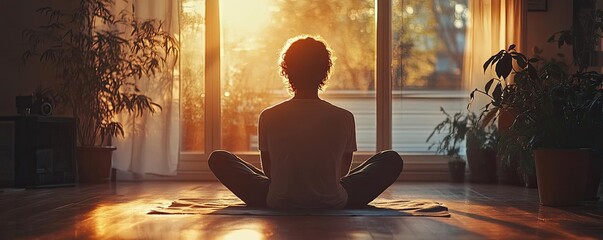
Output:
[
  {"xmin": 220, "ymin": 0, "xmax": 275, "ymax": 36},
  {"xmin": 221, "ymin": 229, "xmax": 265, "ymax": 240}
]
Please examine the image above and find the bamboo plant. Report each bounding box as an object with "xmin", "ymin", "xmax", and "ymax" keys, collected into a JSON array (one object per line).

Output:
[{"xmin": 23, "ymin": 0, "xmax": 179, "ymax": 146}]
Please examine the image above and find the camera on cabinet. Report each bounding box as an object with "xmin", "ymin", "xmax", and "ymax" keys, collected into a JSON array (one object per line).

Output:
[{"xmin": 16, "ymin": 88, "xmax": 55, "ymax": 116}]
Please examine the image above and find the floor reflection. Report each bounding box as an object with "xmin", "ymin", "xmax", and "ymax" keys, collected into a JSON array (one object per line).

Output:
[
  {"xmin": 84, "ymin": 198, "xmax": 173, "ymax": 238},
  {"xmin": 4, "ymin": 182, "xmax": 601, "ymax": 239}
]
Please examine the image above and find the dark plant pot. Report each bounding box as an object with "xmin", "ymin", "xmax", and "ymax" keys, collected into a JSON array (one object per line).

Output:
[
  {"xmin": 534, "ymin": 149, "xmax": 590, "ymax": 206},
  {"xmin": 448, "ymin": 161, "xmax": 466, "ymax": 182},
  {"xmin": 76, "ymin": 146, "xmax": 116, "ymax": 183},
  {"xmin": 497, "ymin": 109, "xmax": 520, "ymax": 185},
  {"xmin": 518, "ymin": 151, "xmax": 537, "ymax": 188},
  {"xmin": 497, "ymin": 154, "xmax": 520, "ymax": 185},
  {"xmin": 467, "ymin": 148, "xmax": 497, "ymax": 183},
  {"xmin": 584, "ymin": 151, "xmax": 602, "ymax": 201}
]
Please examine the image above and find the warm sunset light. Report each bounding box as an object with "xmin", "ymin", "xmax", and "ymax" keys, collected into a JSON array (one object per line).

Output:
[
  {"xmin": 83, "ymin": 199, "xmax": 173, "ymax": 238},
  {"xmin": 220, "ymin": 0, "xmax": 275, "ymax": 37},
  {"xmin": 221, "ymin": 229, "xmax": 265, "ymax": 240}
]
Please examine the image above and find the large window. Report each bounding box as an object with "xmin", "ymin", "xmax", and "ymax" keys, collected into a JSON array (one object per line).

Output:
[
  {"xmin": 392, "ymin": 0, "xmax": 468, "ymax": 153},
  {"xmin": 180, "ymin": 0, "xmax": 468, "ymax": 157},
  {"xmin": 219, "ymin": 0, "xmax": 377, "ymax": 152}
]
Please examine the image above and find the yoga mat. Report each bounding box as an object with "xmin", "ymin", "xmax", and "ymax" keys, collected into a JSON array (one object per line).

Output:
[{"xmin": 149, "ymin": 197, "xmax": 450, "ymax": 217}]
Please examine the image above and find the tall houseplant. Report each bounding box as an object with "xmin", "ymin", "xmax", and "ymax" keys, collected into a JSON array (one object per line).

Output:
[
  {"xmin": 470, "ymin": 11, "xmax": 603, "ymax": 205},
  {"xmin": 23, "ymin": 0, "xmax": 178, "ymax": 182}
]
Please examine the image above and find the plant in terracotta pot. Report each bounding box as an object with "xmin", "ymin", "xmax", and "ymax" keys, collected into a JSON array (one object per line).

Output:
[
  {"xmin": 427, "ymin": 107, "xmax": 469, "ymax": 182},
  {"xmin": 474, "ymin": 41, "xmax": 603, "ymax": 206},
  {"xmin": 469, "ymin": 6, "xmax": 603, "ymax": 203},
  {"xmin": 548, "ymin": 7, "xmax": 603, "ymax": 201},
  {"xmin": 468, "ymin": 44, "xmax": 525, "ymax": 186},
  {"xmin": 23, "ymin": 0, "xmax": 178, "ymax": 182},
  {"xmin": 465, "ymin": 112, "xmax": 498, "ymax": 183}
]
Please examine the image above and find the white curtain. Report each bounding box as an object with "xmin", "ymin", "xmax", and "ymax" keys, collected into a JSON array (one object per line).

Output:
[
  {"xmin": 464, "ymin": 0, "xmax": 526, "ymax": 111},
  {"xmin": 113, "ymin": 0, "xmax": 180, "ymax": 176}
]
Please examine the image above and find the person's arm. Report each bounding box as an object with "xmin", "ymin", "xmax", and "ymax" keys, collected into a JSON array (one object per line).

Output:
[
  {"xmin": 261, "ymin": 151, "xmax": 271, "ymax": 179},
  {"xmin": 340, "ymin": 152, "xmax": 353, "ymax": 178}
]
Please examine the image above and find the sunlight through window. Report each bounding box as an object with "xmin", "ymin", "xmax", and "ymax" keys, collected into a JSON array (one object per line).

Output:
[
  {"xmin": 219, "ymin": 0, "xmax": 376, "ymax": 152},
  {"xmin": 180, "ymin": 0, "xmax": 470, "ymax": 154},
  {"xmin": 220, "ymin": 0, "xmax": 274, "ymax": 37},
  {"xmin": 221, "ymin": 229, "xmax": 265, "ymax": 240},
  {"xmin": 392, "ymin": 0, "xmax": 469, "ymax": 153},
  {"xmin": 180, "ymin": 0, "xmax": 206, "ymax": 152}
]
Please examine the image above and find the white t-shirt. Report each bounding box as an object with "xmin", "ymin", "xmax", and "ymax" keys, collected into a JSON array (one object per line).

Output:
[{"xmin": 259, "ymin": 99, "xmax": 357, "ymax": 209}]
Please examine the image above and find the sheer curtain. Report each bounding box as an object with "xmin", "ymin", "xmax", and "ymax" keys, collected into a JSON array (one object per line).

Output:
[
  {"xmin": 112, "ymin": 0, "xmax": 180, "ymax": 177},
  {"xmin": 464, "ymin": 0, "xmax": 526, "ymax": 111}
]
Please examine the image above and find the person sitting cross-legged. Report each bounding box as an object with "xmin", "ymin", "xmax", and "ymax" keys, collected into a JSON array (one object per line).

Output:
[{"xmin": 208, "ymin": 36, "xmax": 403, "ymax": 209}]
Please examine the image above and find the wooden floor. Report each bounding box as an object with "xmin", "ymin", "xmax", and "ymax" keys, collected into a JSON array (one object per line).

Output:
[{"xmin": 1, "ymin": 181, "xmax": 602, "ymax": 240}]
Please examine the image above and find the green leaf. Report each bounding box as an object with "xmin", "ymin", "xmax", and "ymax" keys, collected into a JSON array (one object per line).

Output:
[
  {"xmin": 514, "ymin": 55, "xmax": 527, "ymax": 69},
  {"xmin": 485, "ymin": 78, "xmax": 495, "ymax": 93},
  {"xmin": 496, "ymin": 54, "xmax": 513, "ymax": 79},
  {"xmin": 514, "ymin": 52, "xmax": 528, "ymax": 60},
  {"xmin": 483, "ymin": 54, "xmax": 497, "ymax": 72},
  {"xmin": 492, "ymin": 83, "xmax": 503, "ymax": 103}
]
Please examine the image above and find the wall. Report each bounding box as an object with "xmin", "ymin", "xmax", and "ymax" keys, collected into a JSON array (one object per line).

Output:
[
  {"xmin": 526, "ymin": 0, "xmax": 573, "ymax": 62},
  {"xmin": 0, "ymin": 1, "xmax": 75, "ymax": 116}
]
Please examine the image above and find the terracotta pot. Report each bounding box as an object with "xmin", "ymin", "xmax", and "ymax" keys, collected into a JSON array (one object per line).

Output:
[
  {"xmin": 467, "ymin": 148, "xmax": 497, "ymax": 183},
  {"xmin": 534, "ymin": 149, "xmax": 590, "ymax": 206},
  {"xmin": 448, "ymin": 161, "xmax": 466, "ymax": 182},
  {"xmin": 76, "ymin": 146, "xmax": 116, "ymax": 183},
  {"xmin": 497, "ymin": 108, "xmax": 517, "ymax": 132}
]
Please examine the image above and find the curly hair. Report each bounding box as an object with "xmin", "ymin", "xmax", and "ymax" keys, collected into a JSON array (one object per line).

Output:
[{"xmin": 279, "ymin": 36, "xmax": 333, "ymax": 93}]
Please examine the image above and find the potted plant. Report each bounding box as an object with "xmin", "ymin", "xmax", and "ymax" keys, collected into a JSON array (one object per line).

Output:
[
  {"xmin": 471, "ymin": 31, "xmax": 603, "ymax": 206},
  {"xmin": 427, "ymin": 107, "xmax": 468, "ymax": 182},
  {"xmin": 467, "ymin": 45, "xmax": 525, "ymax": 186},
  {"xmin": 548, "ymin": 7, "xmax": 603, "ymax": 201},
  {"xmin": 465, "ymin": 112, "xmax": 498, "ymax": 183},
  {"xmin": 23, "ymin": 0, "xmax": 178, "ymax": 182}
]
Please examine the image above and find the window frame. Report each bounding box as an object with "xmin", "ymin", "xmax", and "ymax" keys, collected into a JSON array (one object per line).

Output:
[{"xmin": 178, "ymin": 0, "xmax": 453, "ymax": 181}]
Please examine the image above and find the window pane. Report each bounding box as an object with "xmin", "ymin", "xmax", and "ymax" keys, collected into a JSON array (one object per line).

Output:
[
  {"xmin": 220, "ymin": 0, "xmax": 376, "ymax": 152},
  {"xmin": 180, "ymin": 0, "xmax": 206, "ymax": 152},
  {"xmin": 392, "ymin": 0, "xmax": 468, "ymax": 153}
]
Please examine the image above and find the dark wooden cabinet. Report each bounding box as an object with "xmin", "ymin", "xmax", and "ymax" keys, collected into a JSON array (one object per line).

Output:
[{"xmin": 0, "ymin": 116, "xmax": 76, "ymax": 188}]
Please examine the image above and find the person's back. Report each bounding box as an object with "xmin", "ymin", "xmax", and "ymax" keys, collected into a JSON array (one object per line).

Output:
[
  {"xmin": 208, "ymin": 35, "xmax": 403, "ymax": 210},
  {"xmin": 259, "ymin": 99, "xmax": 356, "ymax": 209}
]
